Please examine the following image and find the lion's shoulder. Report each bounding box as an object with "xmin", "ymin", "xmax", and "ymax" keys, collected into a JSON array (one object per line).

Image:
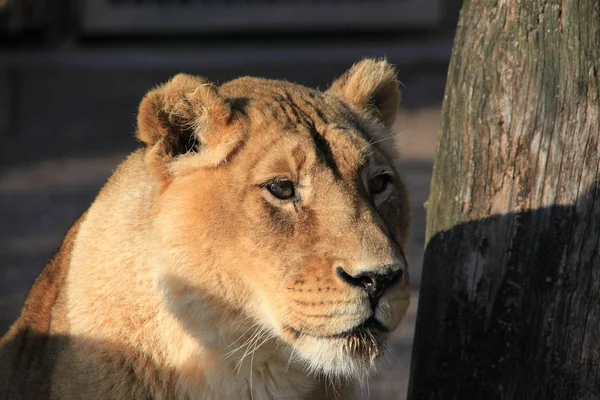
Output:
[{"xmin": 0, "ymin": 214, "xmax": 84, "ymax": 398}]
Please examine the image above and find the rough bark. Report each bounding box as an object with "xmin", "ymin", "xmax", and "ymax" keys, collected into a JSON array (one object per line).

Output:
[{"xmin": 408, "ymin": 1, "xmax": 600, "ymax": 399}]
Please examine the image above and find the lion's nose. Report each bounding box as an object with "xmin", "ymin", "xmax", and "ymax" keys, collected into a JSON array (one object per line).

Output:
[{"xmin": 335, "ymin": 266, "xmax": 403, "ymax": 303}]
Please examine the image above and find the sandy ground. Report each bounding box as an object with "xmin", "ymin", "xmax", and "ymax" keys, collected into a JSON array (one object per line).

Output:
[{"xmin": 0, "ymin": 107, "xmax": 440, "ymax": 399}]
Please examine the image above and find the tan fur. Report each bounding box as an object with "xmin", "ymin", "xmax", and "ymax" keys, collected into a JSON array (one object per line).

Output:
[{"xmin": 0, "ymin": 59, "xmax": 411, "ymax": 399}]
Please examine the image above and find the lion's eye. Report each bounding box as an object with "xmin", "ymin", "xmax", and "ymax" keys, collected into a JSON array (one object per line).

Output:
[
  {"xmin": 266, "ymin": 180, "xmax": 295, "ymax": 200},
  {"xmin": 369, "ymin": 174, "xmax": 391, "ymax": 195}
]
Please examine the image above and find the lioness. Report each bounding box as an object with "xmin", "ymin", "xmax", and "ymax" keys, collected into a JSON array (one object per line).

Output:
[{"xmin": 0, "ymin": 59, "xmax": 411, "ymax": 399}]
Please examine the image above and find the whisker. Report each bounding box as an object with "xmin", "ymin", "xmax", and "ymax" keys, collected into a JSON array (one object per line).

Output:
[
  {"xmin": 222, "ymin": 322, "xmax": 264, "ymax": 360},
  {"xmin": 361, "ymin": 131, "xmax": 406, "ymax": 152},
  {"xmin": 222, "ymin": 318, "xmax": 260, "ymax": 351},
  {"xmin": 285, "ymin": 332, "xmax": 303, "ymax": 372},
  {"xmin": 234, "ymin": 325, "xmax": 268, "ymax": 374}
]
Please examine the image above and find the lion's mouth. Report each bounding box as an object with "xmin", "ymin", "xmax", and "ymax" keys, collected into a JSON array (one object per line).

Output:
[
  {"xmin": 327, "ymin": 317, "xmax": 389, "ymax": 339},
  {"xmin": 281, "ymin": 316, "xmax": 389, "ymax": 369},
  {"xmin": 287, "ymin": 317, "xmax": 388, "ymax": 340}
]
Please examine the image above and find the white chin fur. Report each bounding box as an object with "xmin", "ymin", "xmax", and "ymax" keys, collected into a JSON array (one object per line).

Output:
[{"xmin": 290, "ymin": 334, "xmax": 383, "ymax": 383}]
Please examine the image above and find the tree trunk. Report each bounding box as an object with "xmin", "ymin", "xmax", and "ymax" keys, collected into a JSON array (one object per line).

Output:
[{"xmin": 408, "ymin": 1, "xmax": 600, "ymax": 399}]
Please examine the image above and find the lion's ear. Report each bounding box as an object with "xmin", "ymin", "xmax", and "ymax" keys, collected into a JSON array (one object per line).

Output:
[
  {"xmin": 327, "ymin": 58, "xmax": 400, "ymax": 127},
  {"xmin": 137, "ymin": 74, "xmax": 242, "ymax": 178}
]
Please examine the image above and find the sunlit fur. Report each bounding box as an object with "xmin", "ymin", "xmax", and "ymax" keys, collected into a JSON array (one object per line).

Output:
[{"xmin": 0, "ymin": 59, "xmax": 411, "ymax": 400}]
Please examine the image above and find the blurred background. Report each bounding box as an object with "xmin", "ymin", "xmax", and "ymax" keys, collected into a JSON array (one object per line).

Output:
[{"xmin": 0, "ymin": 1, "xmax": 461, "ymax": 398}]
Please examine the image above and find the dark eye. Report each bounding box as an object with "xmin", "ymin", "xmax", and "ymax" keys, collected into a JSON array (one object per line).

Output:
[
  {"xmin": 266, "ymin": 180, "xmax": 295, "ymax": 200},
  {"xmin": 369, "ymin": 174, "xmax": 391, "ymax": 195}
]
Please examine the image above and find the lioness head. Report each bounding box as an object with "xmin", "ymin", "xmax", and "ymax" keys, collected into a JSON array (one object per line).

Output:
[{"xmin": 138, "ymin": 59, "xmax": 410, "ymax": 381}]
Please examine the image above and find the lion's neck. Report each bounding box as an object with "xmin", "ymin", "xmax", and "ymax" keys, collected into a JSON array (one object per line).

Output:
[{"xmin": 154, "ymin": 311, "xmax": 319, "ymax": 400}]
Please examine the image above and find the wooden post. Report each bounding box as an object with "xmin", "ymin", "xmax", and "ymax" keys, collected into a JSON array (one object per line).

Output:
[{"xmin": 408, "ymin": 1, "xmax": 600, "ymax": 399}]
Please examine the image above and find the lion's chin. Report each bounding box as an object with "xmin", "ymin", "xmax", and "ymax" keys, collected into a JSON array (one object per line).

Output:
[{"xmin": 281, "ymin": 319, "xmax": 388, "ymax": 381}]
